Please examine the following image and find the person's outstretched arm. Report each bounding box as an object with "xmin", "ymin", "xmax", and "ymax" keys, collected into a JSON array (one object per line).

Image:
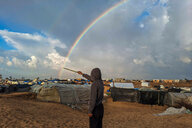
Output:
[{"xmin": 77, "ymin": 71, "xmax": 92, "ymax": 81}]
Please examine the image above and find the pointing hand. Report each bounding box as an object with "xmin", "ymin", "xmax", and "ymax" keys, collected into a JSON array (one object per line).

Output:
[{"xmin": 88, "ymin": 113, "xmax": 93, "ymax": 117}]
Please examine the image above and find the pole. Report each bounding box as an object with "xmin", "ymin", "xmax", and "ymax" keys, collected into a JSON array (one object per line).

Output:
[{"xmin": 63, "ymin": 68, "xmax": 78, "ymax": 73}]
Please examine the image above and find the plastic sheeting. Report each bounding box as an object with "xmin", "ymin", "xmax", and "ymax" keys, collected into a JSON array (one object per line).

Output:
[
  {"xmin": 0, "ymin": 85, "xmax": 6, "ymax": 93},
  {"xmin": 37, "ymin": 87, "xmax": 60, "ymax": 103},
  {"xmin": 110, "ymin": 83, "xmax": 134, "ymax": 89},
  {"xmin": 155, "ymin": 107, "xmax": 187, "ymax": 116},
  {"xmin": 165, "ymin": 92, "xmax": 192, "ymax": 107},
  {"xmin": 138, "ymin": 91, "xmax": 167, "ymax": 106},
  {"xmin": 53, "ymin": 84, "xmax": 90, "ymax": 105},
  {"xmin": 30, "ymin": 84, "xmax": 90, "ymax": 105},
  {"xmin": 30, "ymin": 85, "xmax": 43, "ymax": 93},
  {"xmin": 16, "ymin": 84, "xmax": 32, "ymax": 88},
  {"xmin": 3, "ymin": 85, "xmax": 17, "ymax": 93},
  {"xmin": 185, "ymin": 96, "xmax": 192, "ymax": 105},
  {"xmin": 16, "ymin": 87, "xmax": 31, "ymax": 92},
  {"xmin": 111, "ymin": 88, "xmax": 167, "ymax": 106},
  {"xmin": 111, "ymin": 87, "xmax": 138, "ymax": 102},
  {"xmin": 141, "ymin": 82, "xmax": 149, "ymax": 87}
]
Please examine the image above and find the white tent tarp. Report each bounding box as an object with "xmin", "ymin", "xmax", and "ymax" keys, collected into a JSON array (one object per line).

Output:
[
  {"xmin": 155, "ymin": 107, "xmax": 187, "ymax": 116},
  {"xmin": 110, "ymin": 83, "xmax": 134, "ymax": 89},
  {"xmin": 141, "ymin": 82, "xmax": 149, "ymax": 87}
]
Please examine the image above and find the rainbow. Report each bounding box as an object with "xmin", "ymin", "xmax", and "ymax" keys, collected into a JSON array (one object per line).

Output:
[{"xmin": 58, "ymin": 0, "xmax": 127, "ymax": 78}]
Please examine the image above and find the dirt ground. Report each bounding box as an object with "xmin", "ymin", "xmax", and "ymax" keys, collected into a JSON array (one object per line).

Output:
[{"xmin": 0, "ymin": 92, "xmax": 192, "ymax": 128}]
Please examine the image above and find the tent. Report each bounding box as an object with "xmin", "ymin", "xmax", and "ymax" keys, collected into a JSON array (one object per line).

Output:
[
  {"xmin": 56, "ymin": 84, "xmax": 90, "ymax": 105},
  {"xmin": 111, "ymin": 87, "xmax": 138, "ymax": 102},
  {"xmin": 141, "ymin": 82, "xmax": 149, "ymax": 87},
  {"xmin": 3, "ymin": 85, "xmax": 17, "ymax": 93},
  {"xmin": 30, "ymin": 84, "xmax": 43, "ymax": 93},
  {"xmin": 111, "ymin": 86, "xmax": 167, "ymax": 105},
  {"xmin": 110, "ymin": 82, "xmax": 134, "ymax": 89},
  {"xmin": 0, "ymin": 85, "xmax": 7, "ymax": 93},
  {"xmin": 164, "ymin": 92, "xmax": 192, "ymax": 107},
  {"xmin": 30, "ymin": 84, "xmax": 90, "ymax": 106},
  {"xmin": 37, "ymin": 86, "xmax": 60, "ymax": 103},
  {"xmin": 138, "ymin": 90, "xmax": 167, "ymax": 106}
]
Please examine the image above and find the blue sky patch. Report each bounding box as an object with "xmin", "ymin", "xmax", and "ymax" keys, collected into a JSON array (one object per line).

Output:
[
  {"xmin": 134, "ymin": 11, "xmax": 150, "ymax": 22},
  {"xmin": 153, "ymin": 0, "xmax": 160, "ymax": 6},
  {"xmin": 0, "ymin": 19, "xmax": 41, "ymax": 35},
  {"xmin": 0, "ymin": 36, "xmax": 16, "ymax": 50}
]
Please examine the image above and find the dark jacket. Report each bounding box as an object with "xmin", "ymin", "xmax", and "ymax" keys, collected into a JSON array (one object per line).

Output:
[{"xmin": 82, "ymin": 68, "xmax": 104, "ymax": 114}]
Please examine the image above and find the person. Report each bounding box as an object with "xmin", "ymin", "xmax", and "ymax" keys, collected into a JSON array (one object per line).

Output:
[{"xmin": 77, "ymin": 68, "xmax": 104, "ymax": 128}]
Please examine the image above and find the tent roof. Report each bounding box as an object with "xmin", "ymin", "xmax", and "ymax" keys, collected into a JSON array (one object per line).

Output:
[{"xmin": 110, "ymin": 82, "xmax": 134, "ymax": 88}]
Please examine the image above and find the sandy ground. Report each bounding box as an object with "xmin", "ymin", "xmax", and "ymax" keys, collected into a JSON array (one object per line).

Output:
[{"xmin": 0, "ymin": 92, "xmax": 192, "ymax": 128}]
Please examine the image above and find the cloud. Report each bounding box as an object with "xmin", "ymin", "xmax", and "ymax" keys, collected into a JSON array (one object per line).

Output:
[
  {"xmin": 6, "ymin": 60, "xmax": 12, "ymax": 66},
  {"xmin": 184, "ymin": 45, "xmax": 192, "ymax": 52},
  {"xmin": 0, "ymin": 0, "xmax": 113, "ymax": 47},
  {"xmin": 139, "ymin": 23, "xmax": 144, "ymax": 28},
  {"xmin": 0, "ymin": 30, "xmax": 70, "ymax": 78},
  {"xmin": 8, "ymin": 56, "xmax": 38, "ymax": 68},
  {"xmin": 0, "ymin": 0, "xmax": 192, "ymax": 79},
  {"xmin": 180, "ymin": 57, "xmax": 191, "ymax": 64},
  {"xmin": 133, "ymin": 56, "xmax": 154, "ymax": 65},
  {"xmin": 0, "ymin": 30, "xmax": 66, "ymax": 57},
  {"xmin": 0, "ymin": 56, "xmax": 4, "ymax": 63},
  {"xmin": 12, "ymin": 57, "xmax": 24, "ymax": 66},
  {"xmin": 162, "ymin": 14, "xmax": 169, "ymax": 24},
  {"xmin": 45, "ymin": 52, "xmax": 70, "ymax": 69},
  {"xmin": 133, "ymin": 59, "xmax": 143, "ymax": 65},
  {"xmin": 67, "ymin": 0, "xmax": 192, "ymax": 79},
  {"xmin": 26, "ymin": 56, "xmax": 38, "ymax": 68}
]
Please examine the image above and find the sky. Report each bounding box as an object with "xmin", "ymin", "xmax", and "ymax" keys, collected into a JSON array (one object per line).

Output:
[{"xmin": 0, "ymin": 0, "xmax": 192, "ymax": 79}]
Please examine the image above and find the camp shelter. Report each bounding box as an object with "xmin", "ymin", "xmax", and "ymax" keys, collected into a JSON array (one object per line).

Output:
[
  {"xmin": 0, "ymin": 85, "xmax": 7, "ymax": 93},
  {"xmin": 16, "ymin": 84, "xmax": 32, "ymax": 88},
  {"xmin": 14, "ymin": 84, "xmax": 32, "ymax": 92},
  {"xmin": 0, "ymin": 84, "xmax": 28, "ymax": 93},
  {"xmin": 141, "ymin": 82, "xmax": 149, "ymax": 87},
  {"xmin": 164, "ymin": 92, "xmax": 192, "ymax": 107},
  {"xmin": 30, "ymin": 84, "xmax": 43, "ymax": 93},
  {"xmin": 180, "ymin": 87, "xmax": 191, "ymax": 92},
  {"xmin": 4, "ymin": 85, "xmax": 17, "ymax": 93},
  {"xmin": 30, "ymin": 84, "xmax": 90, "ymax": 105},
  {"xmin": 111, "ymin": 87, "xmax": 138, "ymax": 102},
  {"xmin": 55, "ymin": 84, "xmax": 90, "ymax": 105},
  {"xmin": 37, "ymin": 86, "xmax": 60, "ymax": 103},
  {"xmin": 138, "ymin": 90, "xmax": 167, "ymax": 106},
  {"xmin": 160, "ymin": 85, "xmax": 165, "ymax": 89},
  {"xmin": 184, "ymin": 96, "xmax": 192, "ymax": 108},
  {"xmin": 168, "ymin": 87, "xmax": 181, "ymax": 93},
  {"xmin": 16, "ymin": 87, "xmax": 31, "ymax": 92},
  {"xmin": 110, "ymin": 82, "xmax": 134, "ymax": 88}
]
